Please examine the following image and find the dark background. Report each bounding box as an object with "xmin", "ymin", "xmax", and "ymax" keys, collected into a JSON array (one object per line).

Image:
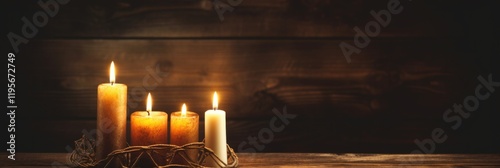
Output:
[{"xmin": 2, "ymin": 0, "xmax": 499, "ymax": 154}]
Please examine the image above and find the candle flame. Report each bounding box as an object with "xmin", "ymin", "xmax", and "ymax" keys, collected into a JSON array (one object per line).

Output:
[
  {"xmin": 212, "ymin": 92, "xmax": 218, "ymax": 110},
  {"xmin": 109, "ymin": 61, "xmax": 116, "ymax": 85},
  {"xmin": 146, "ymin": 93, "xmax": 152, "ymax": 115},
  {"xmin": 181, "ymin": 103, "xmax": 187, "ymax": 117}
]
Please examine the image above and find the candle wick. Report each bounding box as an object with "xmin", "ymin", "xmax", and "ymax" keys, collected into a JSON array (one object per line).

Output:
[
  {"xmin": 111, "ymin": 81, "xmax": 115, "ymax": 86},
  {"xmin": 147, "ymin": 110, "xmax": 150, "ymax": 116}
]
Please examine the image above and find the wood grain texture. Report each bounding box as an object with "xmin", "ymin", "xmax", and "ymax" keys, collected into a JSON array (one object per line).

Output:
[
  {"xmin": 6, "ymin": 0, "xmax": 465, "ymax": 38},
  {"xmin": 14, "ymin": 117, "xmax": 487, "ymax": 154},
  {"xmin": 5, "ymin": 0, "xmax": 499, "ymax": 155},
  {"xmin": 14, "ymin": 38, "xmax": 493, "ymax": 153},
  {"xmin": 17, "ymin": 39, "xmax": 470, "ymax": 119},
  {"xmin": 2, "ymin": 153, "xmax": 500, "ymax": 167}
]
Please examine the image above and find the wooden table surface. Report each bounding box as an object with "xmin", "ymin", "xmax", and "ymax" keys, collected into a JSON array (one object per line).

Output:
[{"xmin": 2, "ymin": 153, "xmax": 500, "ymax": 167}]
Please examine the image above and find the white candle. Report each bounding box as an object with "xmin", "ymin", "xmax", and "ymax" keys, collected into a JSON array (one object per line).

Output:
[{"xmin": 205, "ymin": 92, "xmax": 227, "ymax": 167}]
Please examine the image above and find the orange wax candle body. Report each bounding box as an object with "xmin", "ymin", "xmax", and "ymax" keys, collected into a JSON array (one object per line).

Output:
[
  {"xmin": 130, "ymin": 111, "xmax": 168, "ymax": 146},
  {"xmin": 170, "ymin": 105, "xmax": 199, "ymax": 146},
  {"xmin": 170, "ymin": 104, "xmax": 199, "ymax": 164},
  {"xmin": 96, "ymin": 62, "xmax": 127, "ymax": 160}
]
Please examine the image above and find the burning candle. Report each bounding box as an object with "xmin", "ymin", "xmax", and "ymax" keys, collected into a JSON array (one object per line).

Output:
[
  {"xmin": 131, "ymin": 93, "xmax": 168, "ymax": 146},
  {"xmin": 171, "ymin": 103, "xmax": 199, "ymax": 163},
  {"xmin": 205, "ymin": 92, "xmax": 227, "ymax": 166},
  {"xmin": 171, "ymin": 103, "xmax": 199, "ymax": 145},
  {"xmin": 96, "ymin": 61, "xmax": 127, "ymax": 160}
]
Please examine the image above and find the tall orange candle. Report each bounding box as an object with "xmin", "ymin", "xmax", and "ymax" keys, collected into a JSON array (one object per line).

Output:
[
  {"xmin": 205, "ymin": 92, "xmax": 227, "ymax": 167},
  {"xmin": 170, "ymin": 103, "xmax": 199, "ymax": 145},
  {"xmin": 97, "ymin": 61, "xmax": 127, "ymax": 160},
  {"xmin": 131, "ymin": 93, "xmax": 168, "ymax": 146}
]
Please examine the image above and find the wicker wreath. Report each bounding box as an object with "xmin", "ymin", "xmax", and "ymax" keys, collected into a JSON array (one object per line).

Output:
[{"xmin": 70, "ymin": 135, "xmax": 238, "ymax": 168}]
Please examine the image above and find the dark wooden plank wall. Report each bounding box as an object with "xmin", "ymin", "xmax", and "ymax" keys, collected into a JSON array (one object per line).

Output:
[{"xmin": 4, "ymin": 0, "xmax": 500, "ymax": 153}]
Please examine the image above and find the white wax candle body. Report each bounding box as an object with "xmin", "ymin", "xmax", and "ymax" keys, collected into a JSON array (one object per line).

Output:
[{"xmin": 204, "ymin": 109, "xmax": 227, "ymax": 166}]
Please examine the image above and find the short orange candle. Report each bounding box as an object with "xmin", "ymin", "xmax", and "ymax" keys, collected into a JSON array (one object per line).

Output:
[
  {"xmin": 170, "ymin": 103, "xmax": 199, "ymax": 145},
  {"xmin": 131, "ymin": 93, "xmax": 168, "ymax": 146},
  {"xmin": 170, "ymin": 103, "xmax": 199, "ymax": 163}
]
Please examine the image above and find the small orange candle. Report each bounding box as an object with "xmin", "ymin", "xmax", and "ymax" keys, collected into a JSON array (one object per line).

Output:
[
  {"xmin": 171, "ymin": 103, "xmax": 199, "ymax": 163},
  {"xmin": 170, "ymin": 103, "xmax": 199, "ymax": 145},
  {"xmin": 131, "ymin": 93, "xmax": 168, "ymax": 146}
]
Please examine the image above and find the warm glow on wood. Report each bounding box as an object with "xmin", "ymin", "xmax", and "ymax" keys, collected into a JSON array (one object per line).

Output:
[{"xmin": 109, "ymin": 61, "xmax": 115, "ymax": 84}]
